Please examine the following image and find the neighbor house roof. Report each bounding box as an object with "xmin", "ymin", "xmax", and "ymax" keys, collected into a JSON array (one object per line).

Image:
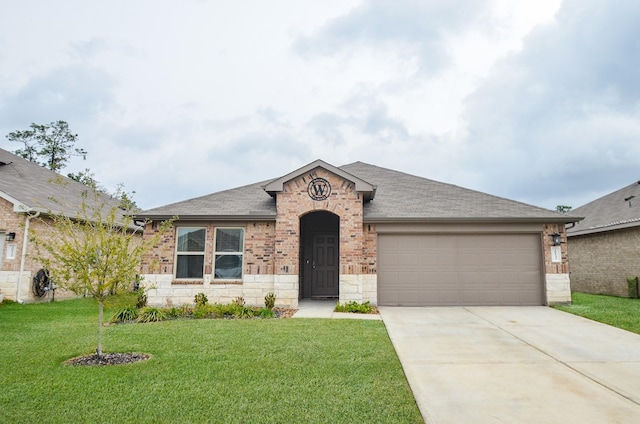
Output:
[
  {"xmin": 567, "ymin": 180, "xmax": 640, "ymax": 237},
  {"xmin": 0, "ymin": 147, "xmax": 122, "ymax": 217},
  {"xmin": 139, "ymin": 160, "xmax": 579, "ymax": 224}
]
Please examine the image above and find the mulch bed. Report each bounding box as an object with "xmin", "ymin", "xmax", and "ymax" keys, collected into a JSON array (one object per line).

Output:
[
  {"xmin": 274, "ymin": 308, "xmax": 297, "ymax": 318},
  {"xmin": 65, "ymin": 352, "xmax": 151, "ymax": 366}
]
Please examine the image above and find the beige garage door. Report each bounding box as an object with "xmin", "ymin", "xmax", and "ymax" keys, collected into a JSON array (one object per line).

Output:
[{"xmin": 378, "ymin": 234, "xmax": 543, "ymax": 306}]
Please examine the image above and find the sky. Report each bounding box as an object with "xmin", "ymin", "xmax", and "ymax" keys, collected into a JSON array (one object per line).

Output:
[{"xmin": 1, "ymin": 0, "xmax": 639, "ymax": 211}]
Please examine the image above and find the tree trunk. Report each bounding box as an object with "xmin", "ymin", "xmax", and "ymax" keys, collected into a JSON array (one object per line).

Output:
[{"xmin": 97, "ymin": 300, "xmax": 103, "ymax": 356}]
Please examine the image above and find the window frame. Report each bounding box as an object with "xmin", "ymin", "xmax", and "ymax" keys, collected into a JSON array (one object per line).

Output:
[
  {"xmin": 213, "ymin": 227, "xmax": 244, "ymax": 281},
  {"xmin": 174, "ymin": 226, "xmax": 207, "ymax": 280}
]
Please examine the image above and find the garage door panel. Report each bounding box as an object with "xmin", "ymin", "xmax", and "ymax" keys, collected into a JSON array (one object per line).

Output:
[{"xmin": 378, "ymin": 234, "xmax": 543, "ymax": 306}]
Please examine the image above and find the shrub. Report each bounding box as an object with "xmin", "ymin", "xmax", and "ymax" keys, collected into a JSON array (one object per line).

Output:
[
  {"xmin": 137, "ymin": 306, "xmax": 167, "ymax": 323},
  {"xmin": 194, "ymin": 292, "xmax": 208, "ymax": 306},
  {"xmin": 166, "ymin": 306, "xmax": 183, "ymax": 319},
  {"xmin": 110, "ymin": 305, "xmax": 138, "ymax": 323},
  {"xmin": 193, "ymin": 303, "xmax": 213, "ymax": 319},
  {"xmin": 335, "ymin": 301, "xmax": 374, "ymax": 314},
  {"xmin": 232, "ymin": 296, "xmax": 245, "ymax": 307},
  {"xmin": 264, "ymin": 292, "xmax": 276, "ymax": 309},
  {"xmin": 627, "ymin": 276, "xmax": 639, "ymax": 299},
  {"xmin": 136, "ymin": 287, "xmax": 148, "ymax": 309},
  {"xmin": 258, "ymin": 308, "xmax": 275, "ymax": 318},
  {"xmin": 235, "ymin": 306, "xmax": 255, "ymax": 319}
]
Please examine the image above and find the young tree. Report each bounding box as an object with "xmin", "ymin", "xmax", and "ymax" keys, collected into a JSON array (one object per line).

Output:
[
  {"xmin": 6, "ymin": 120, "xmax": 87, "ymax": 172},
  {"xmin": 67, "ymin": 168, "xmax": 103, "ymax": 191},
  {"xmin": 31, "ymin": 183, "xmax": 173, "ymax": 356}
]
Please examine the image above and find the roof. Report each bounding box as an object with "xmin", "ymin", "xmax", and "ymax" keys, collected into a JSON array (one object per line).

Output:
[
  {"xmin": 139, "ymin": 160, "xmax": 579, "ymax": 224},
  {"xmin": 0, "ymin": 147, "xmax": 123, "ymax": 217},
  {"xmin": 567, "ymin": 180, "xmax": 640, "ymax": 237}
]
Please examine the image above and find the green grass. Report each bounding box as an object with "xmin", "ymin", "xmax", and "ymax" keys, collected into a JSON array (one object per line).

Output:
[
  {"xmin": 554, "ymin": 292, "xmax": 640, "ymax": 334},
  {"xmin": 0, "ymin": 298, "xmax": 422, "ymax": 423}
]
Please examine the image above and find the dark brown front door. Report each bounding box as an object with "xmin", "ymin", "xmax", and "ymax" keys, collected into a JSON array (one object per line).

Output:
[{"xmin": 310, "ymin": 232, "xmax": 339, "ymax": 298}]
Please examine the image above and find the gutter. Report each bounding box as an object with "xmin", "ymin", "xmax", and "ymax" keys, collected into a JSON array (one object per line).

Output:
[
  {"xmin": 16, "ymin": 211, "xmax": 40, "ymax": 303},
  {"xmin": 362, "ymin": 215, "xmax": 584, "ymax": 224}
]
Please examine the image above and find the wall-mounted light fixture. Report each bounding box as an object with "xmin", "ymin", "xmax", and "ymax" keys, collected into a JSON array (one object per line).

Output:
[
  {"xmin": 5, "ymin": 232, "xmax": 16, "ymax": 242},
  {"xmin": 551, "ymin": 232, "xmax": 562, "ymax": 246}
]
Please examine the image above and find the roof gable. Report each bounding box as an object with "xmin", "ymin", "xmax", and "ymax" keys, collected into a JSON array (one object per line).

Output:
[
  {"xmin": 567, "ymin": 180, "xmax": 640, "ymax": 236},
  {"xmin": 262, "ymin": 159, "xmax": 376, "ymax": 201}
]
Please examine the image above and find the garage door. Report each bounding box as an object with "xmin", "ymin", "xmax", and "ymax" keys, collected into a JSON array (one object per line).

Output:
[{"xmin": 378, "ymin": 234, "xmax": 543, "ymax": 306}]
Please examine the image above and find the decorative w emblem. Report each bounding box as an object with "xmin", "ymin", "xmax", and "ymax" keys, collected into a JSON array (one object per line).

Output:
[{"xmin": 307, "ymin": 178, "xmax": 331, "ymax": 201}]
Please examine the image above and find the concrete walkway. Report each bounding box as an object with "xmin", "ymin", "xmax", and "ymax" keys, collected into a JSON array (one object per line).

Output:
[
  {"xmin": 379, "ymin": 306, "xmax": 640, "ymax": 424},
  {"xmin": 292, "ymin": 299, "xmax": 381, "ymax": 320}
]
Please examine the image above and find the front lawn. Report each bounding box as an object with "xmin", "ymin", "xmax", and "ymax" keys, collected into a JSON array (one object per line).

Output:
[
  {"xmin": 554, "ymin": 292, "xmax": 640, "ymax": 334},
  {"xmin": 0, "ymin": 298, "xmax": 422, "ymax": 423}
]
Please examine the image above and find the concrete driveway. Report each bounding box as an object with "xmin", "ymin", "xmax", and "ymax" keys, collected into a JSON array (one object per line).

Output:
[{"xmin": 379, "ymin": 306, "xmax": 640, "ymax": 423}]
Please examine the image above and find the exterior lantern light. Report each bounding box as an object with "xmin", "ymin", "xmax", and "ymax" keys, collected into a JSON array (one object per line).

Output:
[
  {"xmin": 551, "ymin": 233, "xmax": 562, "ymax": 246},
  {"xmin": 5, "ymin": 232, "xmax": 16, "ymax": 242}
]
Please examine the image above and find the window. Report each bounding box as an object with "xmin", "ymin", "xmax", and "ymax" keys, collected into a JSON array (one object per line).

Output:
[
  {"xmin": 214, "ymin": 228, "xmax": 244, "ymax": 280},
  {"xmin": 175, "ymin": 227, "xmax": 206, "ymax": 279}
]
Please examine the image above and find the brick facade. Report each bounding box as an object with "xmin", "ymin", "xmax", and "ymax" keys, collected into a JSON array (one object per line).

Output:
[
  {"xmin": 141, "ymin": 169, "xmax": 377, "ymax": 307},
  {"xmin": 0, "ymin": 199, "xmax": 76, "ymax": 302},
  {"xmin": 140, "ymin": 166, "xmax": 572, "ymax": 307},
  {"xmin": 273, "ymin": 169, "xmax": 364, "ymax": 276},
  {"xmin": 568, "ymin": 227, "xmax": 640, "ymax": 297},
  {"xmin": 541, "ymin": 223, "xmax": 572, "ymax": 304}
]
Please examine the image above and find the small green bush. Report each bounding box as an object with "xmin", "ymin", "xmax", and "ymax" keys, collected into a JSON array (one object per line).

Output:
[
  {"xmin": 627, "ymin": 276, "xmax": 639, "ymax": 299},
  {"xmin": 258, "ymin": 308, "xmax": 275, "ymax": 318},
  {"xmin": 335, "ymin": 301, "xmax": 374, "ymax": 314},
  {"xmin": 110, "ymin": 305, "xmax": 138, "ymax": 323},
  {"xmin": 136, "ymin": 287, "xmax": 148, "ymax": 309},
  {"xmin": 193, "ymin": 303, "xmax": 213, "ymax": 319},
  {"xmin": 194, "ymin": 292, "xmax": 208, "ymax": 306},
  {"xmin": 137, "ymin": 306, "xmax": 167, "ymax": 323},
  {"xmin": 264, "ymin": 292, "xmax": 276, "ymax": 309},
  {"xmin": 166, "ymin": 306, "xmax": 182, "ymax": 319}
]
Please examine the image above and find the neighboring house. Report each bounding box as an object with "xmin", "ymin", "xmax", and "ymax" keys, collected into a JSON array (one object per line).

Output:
[
  {"xmin": 0, "ymin": 148, "xmax": 124, "ymax": 302},
  {"xmin": 567, "ymin": 180, "xmax": 640, "ymax": 297},
  {"xmin": 137, "ymin": 160, "xmax": 581, "ymax": 308}
]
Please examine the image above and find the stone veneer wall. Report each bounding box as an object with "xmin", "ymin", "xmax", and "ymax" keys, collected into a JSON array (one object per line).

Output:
[
  {"xmin": 542, "ymin": 223, "xmax": 571, "ymax": 304},
  {"xmin": 568, "ymin": 226, "xmax": 640, "ymax": 297}
]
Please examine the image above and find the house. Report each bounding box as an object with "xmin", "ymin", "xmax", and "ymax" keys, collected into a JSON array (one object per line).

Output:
[
  {"xmin": 137, "ymin": 160, "xmax": 581, "ymax": 308},
  {"xmin": 0, "ymin": 147, "xmax": 124, "ymax": 302},
  {"xmin": 567, "ymin": 180, "xmax": 640, "ymax": 297}
]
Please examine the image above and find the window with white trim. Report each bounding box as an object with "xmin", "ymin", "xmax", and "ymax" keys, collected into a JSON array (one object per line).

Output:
[
  {"xmin": 214, "ymin": 228, "xmax": 244, "ymax": 280},
  {"xmin": 175, "ymin": 227, "xmax": 206, "ymax": 279}
]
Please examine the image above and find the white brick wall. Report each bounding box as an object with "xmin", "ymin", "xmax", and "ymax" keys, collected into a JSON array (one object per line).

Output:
[
  {"xmin": 339, "ymin": 274, "xmax": 377, "ymax": 305},
  {"xmin": 142, "ymin": 274, "xmax": 296, "ymax": 308},
  {"xmin": 545, "ymin": 273, "xmax": 572, "ymax": 305}
]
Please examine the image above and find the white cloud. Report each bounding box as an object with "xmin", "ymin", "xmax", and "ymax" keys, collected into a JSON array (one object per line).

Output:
[{"xmin": 1, "ymin": 0, "xmax": 637, "ymax": 212}]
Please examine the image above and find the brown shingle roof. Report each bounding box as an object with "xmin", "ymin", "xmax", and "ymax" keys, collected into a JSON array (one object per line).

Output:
[
  {"xmin": 0, "ymin": 147, "xmax": 123, "ymax": 217},
  {"xmin": 567, "ymin": 180, "xmax": 640, "ymax": 236},
  {"xmin": 139, "ymin": 160, "xmax": 578, "ymax": 223}
]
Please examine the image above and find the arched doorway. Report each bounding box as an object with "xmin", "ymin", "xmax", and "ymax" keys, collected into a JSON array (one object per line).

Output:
[{"xmin": 299, "ymin": 211, "xmax": 340, "ymax": 299}]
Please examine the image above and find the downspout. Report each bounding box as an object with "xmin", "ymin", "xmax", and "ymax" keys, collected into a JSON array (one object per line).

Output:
[{"xmin": 16, "ymin": 211, "xmax": 40, "ymax": 303}]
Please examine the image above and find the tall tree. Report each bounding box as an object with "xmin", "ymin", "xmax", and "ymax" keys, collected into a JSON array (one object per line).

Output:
[
  {"xmin": 6, "ymin": 120, "xmax": 87, "ymax": 172},
  {"xmin": 31, "ymin": 181, "xmax": 173, "ymax": 356}
]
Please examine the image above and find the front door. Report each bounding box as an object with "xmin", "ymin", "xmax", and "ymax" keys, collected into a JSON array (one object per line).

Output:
[{"xmin": 310, "ymin": 232, "xmax": 339, "ymax": 298}]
